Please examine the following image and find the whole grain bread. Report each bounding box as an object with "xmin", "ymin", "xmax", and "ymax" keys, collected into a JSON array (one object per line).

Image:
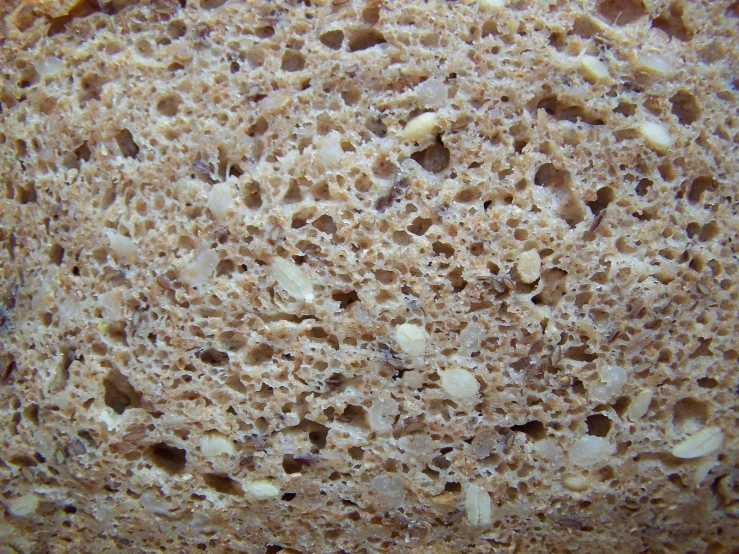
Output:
[{"xmin": 1, "ymin": 0, "xmax": 738, "ymax": 552}]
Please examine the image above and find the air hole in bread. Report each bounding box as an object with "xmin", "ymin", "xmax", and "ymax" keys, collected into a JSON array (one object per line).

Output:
[
  {"xmin": 652, "ymin": 3, "xmax": 694, "ymax": 42},
  {"xmin": 348, "ymin": 28, "xmax": 386, "ymax": 52},
  {"xmin": 203, "ymin": 473, "xmax": 243, "ymax": 495},
  {"xmin": 103, "ymin": 367, "xmax": 141, "ymax": 414},
  {"xmin": 281, "ymin": 50, "xmax": 306, "ymax": 72},
  {"xmin": 156, "ymin": 93, "xmax": 182, "ymax": 117},
  {"xmin": 596, "ymin": 0, "xmax": 646, "ymax": 25},
  {"xmin": 146, "ymin": 443, "xmax": 187, "ymax": 474},
  {"xmin": 320, "ymin": 30, "xmax": 344, "ymax": 50},
  {"xmin": 511, "ymin": 420, "xmax": 546, "ymax": 440}
]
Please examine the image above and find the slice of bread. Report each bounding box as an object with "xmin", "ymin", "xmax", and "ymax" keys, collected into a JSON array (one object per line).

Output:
[{"xmin": 1, "ymin": 0, "xmax": 738, "ymax": 552}]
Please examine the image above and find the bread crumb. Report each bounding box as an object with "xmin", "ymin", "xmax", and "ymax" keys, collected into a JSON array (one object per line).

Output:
[
  {"xmin": 201, "ymin": 433, "xmax": 235, "ymax": 457},
  {"xmin": 208, "ymin": 182, "xmax": 235, "ymax": 222},
  {"xmin": 399, "ymin": 112, "xmax": 440, "ymax": 143},
  {"xmin": 395, "ymin": 323, "xmax": 429, "ymax": 357},
  {"xmin": 672, "ymin": 426, "xmax": 724, "ymax": 459},
  {"xmin": 440, "ymin": 368, "xmax": 480, "ymax": 398},
  {"xmin": 465, "ymin": 484, "xmax": 492, "ymax": 526},
  {"xmin": 245, "ymin": 480, "xmax": 280, "ymax": 499},
  {"xmin": 271, "ymin": 257, "xmax": 315, "ymax": 303},
  {"xmin": 639, "ymin": 121, "xmax": 673, "ymax": 153},
  {"xmin": 109, "ymin": 233, "xmax": 137, "ymax": 262},
  {"xmin": 9, "ymin": 494, "xmax": 39, "ymax": 517},
  {"xmin": 562, "ymin": 474, "xmax": 590, "ymax": 492},
  {"xmin": 626, "ymin": 389, "xmax": 653, "ymax": 421},
  {"xmin": 580, "ymin": 55, "xmax": 610, "ymax": 81},
  {"xmin": 517, "ymin": 249, "xmax": 541, "ymax": 284}
]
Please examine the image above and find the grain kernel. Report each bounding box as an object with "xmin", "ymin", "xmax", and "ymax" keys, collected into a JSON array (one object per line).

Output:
[
  {"xmin": 562, "ymin": 474, "xmax": 590, "ymax": 492},
  {"xmin": 245, "ymin": 480, "xmax": 280, "ymax": 498},
  {"xmin": 478, "ymin": 0, "xmax": 504, "ymax": 9},
  {"xmin": 399, "ymin": 112, "xmax": 439, "ymax": 142},
  {"xmin": 201, "ymin": 433, "xmax": 235, "ymax": 457},
  {"xmin": 569, "ymin": 436, "xmax": 614, "ymax": 467},
  {"xmin": 465, "ymin": 484, "xmax": 492, "ymax": 526},
  {"xmin": 634, "ymin": 52, "xmax": 672, "ymax": 75},
  {"xmin": 440, "ymin": 368, "xmax": 480, "ymax": 398},
  {"xmin": 109, "ymin": 232, "xmax": 136, "ymax": 262},
  {"xmin": 208, "ymin": 182, "xmax": 235, "ymax": 222},
  {"xmin": 395, "ymin": 323, "xmax": 429, "ymax": 357},
  {"xmin": 9, "ymin": 494, "xmax": 39, "ymax": 517},
  {"xmin": 272, "ymin": 257, "xmax": 315, "ymax": 303},
  {"xmin": 639, "ymin": 121, "xmax": 672, "ymax": 153},
  {"xmin": 180, "ymin": 250, "xmax": 219, "ymax": 286},
  {"xmin": 516, "ymin": 249, "xmax": 541, "ymax": 284},
  {"xmin": 580, "ymin": 55, "xmax": 609, "ymax": 81},
  {"xmin": 671, "ymin": 426, "xmax": 724, "ymax": 459},
  {"xmin": 626, "ymin": 389, "xmax": 652, "ymax": 421}
]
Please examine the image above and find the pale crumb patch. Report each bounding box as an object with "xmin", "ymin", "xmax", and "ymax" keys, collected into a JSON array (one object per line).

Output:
[
  {"xmin": 262, "ymin": 92, "xmax": 291, "ymax": 113},
  {"xmin": 201, "ymin": 433, "xmax": 235, "ymax": 457},
  {"xmin": 9, "ymin": 494, "xmax": 39, "ymax": 517},
  {"xmin": 399, "ymin": 112, "xmax": 440, "ymax": 142},
  {"xmin": 562, "ymin": 474, "xmax": 590, "ymax": 492},
  {"xmin": 478, "ymin": 0, "xmax": 505, "ymax": 9},
  {"xmin": 580, "ymin": 55, "xmax": 610, "ymax": 81},
  {"xmin": 672, "ymin": 426, "xmax": 724, "ymax": 459},
  {"xmin": 208, "ymin": 182, "xmax": 235, "ymax": 222},
  {"xmin": 517, "ymin": 249, "xmax": 541, "ymax": 284},
  {"xmin": 415, "ymin": 78, "xmax": 448, "ymax": 109},
  {"xmin": 626, "ymin": 389, "xmax": 652, "ymax": 421},
  {"xmin": 395, "ymin": 323, "xmax": 429, "ymax": 357},
  {"xmin": 465, "ymin": 484, "xmax": 492, "ymax": 526},
  {"xmin": 440, "ymin": 368, "xmax": 480, "ymax": 398},
  {"xmin": 639, "ymin": 121, "xmax": 672, "ymax": 153},
  {"xmin": 272, "ymin": 257, "xmax": 315, "ymax": 303},
  {"xmin": 245, "ymin": 480, "xmax": 280, "ymax": 499}
]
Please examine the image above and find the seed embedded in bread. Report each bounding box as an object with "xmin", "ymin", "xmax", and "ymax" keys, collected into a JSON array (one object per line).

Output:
[
  {"xmin": 672, "ymin": 427, "xmax": 724, "ymax": 459},
  {"xmin": 395, "ymin": 323, "xmax": 429, "ymax": 357},
  {"xmin": 440, "ymin": 368, "xmax": 480, "ymax": 398},
  {"xmin": 580, "ymin": 55, "xmax": 610, "ymax": 81},
  {"xmin": 399, "ymin": 112, "xmax": 440, "ymax": 143},
  {"xmin": 639, "ymin": 121, "xmax": 673, "ymax": 153}
]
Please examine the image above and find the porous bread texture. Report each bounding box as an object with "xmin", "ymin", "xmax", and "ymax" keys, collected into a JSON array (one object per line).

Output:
[{"xmin": 0, "ymin": 0, "xmax": 738, "ymax": 552}]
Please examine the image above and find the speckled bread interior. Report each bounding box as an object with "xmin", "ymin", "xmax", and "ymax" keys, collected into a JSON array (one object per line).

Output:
[{"xmin": 1, "ymin": 0, "xmax": 739, "ymax": 552}]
